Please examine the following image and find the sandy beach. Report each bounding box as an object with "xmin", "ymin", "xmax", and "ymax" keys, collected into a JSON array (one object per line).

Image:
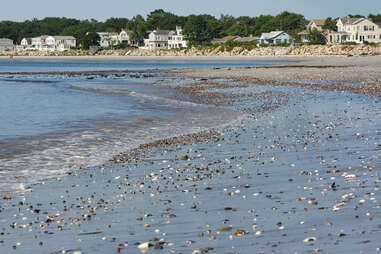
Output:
[{"xmin": 0, "ymin": 56, "xmax": 380, "ymax": 254}]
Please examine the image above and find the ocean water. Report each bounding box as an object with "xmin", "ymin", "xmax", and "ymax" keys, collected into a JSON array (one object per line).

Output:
[{"xmin": 0, "ymin": 60, "xmax": 275, "ymax": 194}]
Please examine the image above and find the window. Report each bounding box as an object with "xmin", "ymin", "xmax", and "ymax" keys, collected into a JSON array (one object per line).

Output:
[
  {"xmin": 364, "ymin": 25, "xmax": 368, "ymax": 31},
  {"xmin": 370, "ymin": 26, "xmax": 375, "ymax": 31}
]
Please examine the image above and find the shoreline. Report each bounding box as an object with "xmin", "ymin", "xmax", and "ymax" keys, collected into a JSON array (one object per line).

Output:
[
  {"xmin": 1, "ymin": 56, "xmax": 381, "ymax": 253},
  {"xmin": 0, "ymin": 54, "xmax": 351, "ymax": 62}
]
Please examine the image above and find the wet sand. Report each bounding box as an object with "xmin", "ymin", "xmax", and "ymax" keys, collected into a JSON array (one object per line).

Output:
[{"xmin": 1, "ymin": 56, "xmax": 381, "ymax": 254}]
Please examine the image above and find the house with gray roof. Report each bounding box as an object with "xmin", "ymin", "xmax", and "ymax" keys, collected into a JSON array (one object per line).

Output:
[
  {"xmin": 143, "ymin": 29, "xmax": 172, "ymax": 50},
  {"xmin": 0, "ymin": 38, "xmax": 14, "ymax": 51},
  {"xmin": 327, "ymin": 16, "xmax": 381, "ymax": 44},
  {"xmin": 258, "ymin": 31, "xmax": 292, "ymax": 45}
]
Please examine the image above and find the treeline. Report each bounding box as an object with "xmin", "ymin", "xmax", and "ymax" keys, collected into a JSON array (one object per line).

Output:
[{"xmin": 1, "ymin": 10, "xmax": 380, "ymax": 46}]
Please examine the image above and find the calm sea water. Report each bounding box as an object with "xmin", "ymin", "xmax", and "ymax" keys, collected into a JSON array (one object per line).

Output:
[{"xmin": 0, "ymin": 60, "xmax": 275, "ymax": 193}]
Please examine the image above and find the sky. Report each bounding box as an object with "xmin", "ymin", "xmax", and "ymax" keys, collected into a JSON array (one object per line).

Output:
[{"xmin": 2, "ymin": 0, "xmax": 381, "ymax": 21}]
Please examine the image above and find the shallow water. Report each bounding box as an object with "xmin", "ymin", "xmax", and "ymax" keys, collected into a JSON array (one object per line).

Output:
[
  {"xmin": 0, "ymin": 61, "xmax": 277, "ymax": 194},
  {"xmin": 0, "ymin": 60, "xmax": 280, "ymax": 73},
  {"xmin": 0, "ymin": 80, "xmax": 380, "ymax": 253}
]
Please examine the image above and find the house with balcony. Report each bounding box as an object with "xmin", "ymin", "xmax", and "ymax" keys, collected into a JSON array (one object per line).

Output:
[
  {"xmin": 25, "ymin": 35, "xmax": 76, "ymax": 51},
  {"xmin": 168, "ymin": 26, "xmax": 187, "ymax": 49},
  {"xmin": 327, "ymin": 16, "xmax": 381, "ymax": 44},
  {"xmin": 97, "ymin": 32, "xmax": 120, "ymax": 48},
  {"xmin": 143, "ymin": 29, "xmax": 171, "ymax": 50}
]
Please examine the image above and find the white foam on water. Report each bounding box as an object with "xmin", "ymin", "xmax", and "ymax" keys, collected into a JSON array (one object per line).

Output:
[{"xmin": 0, "ymin": 99, "xmax": 244, "ymax": 194}]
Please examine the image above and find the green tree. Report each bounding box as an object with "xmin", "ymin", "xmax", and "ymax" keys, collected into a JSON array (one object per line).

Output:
[
  {"xmin": 368, "ymin": 14, "xmax": 381, "ymax": 23},
  {"xmin": 348, "ymin": 14, "xmax": 365, "ymax": 18},
  {"xmin": 80, "ymin": 32, "xmax": 100, "ymax": 49},
  {"xmin": 308, "ymin": 28, "xmax": 326, "ymax": 45},
  {"xmin": 217, "ymin": 14, "xmax": 237, "ymax": 37},
  {"xmin": 146, "ymin": 9, "xmax": 186, "ymax": 30},
  {"xmin": 126, "ymin": 15, "xmax": 147, "ymax": 44},
  {"xmin": 323, "ymin": 17, "xmax": 337, "ymax": 31},
  {"xmin": 183, "ymin": 15, "xmax": 218, "ymax": 44},
  {"xmin": 102, "ymin": 18, "xmax": 129, "ymax": 32}
]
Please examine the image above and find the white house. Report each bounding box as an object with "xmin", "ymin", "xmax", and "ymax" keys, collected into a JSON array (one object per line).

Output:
[
  {"xmin": 333, "ymin": 16, "xmax": 381, "ymax": 44},
  {"xmin": 20, "ymin": 38, "xmax": 33, "ymax": 49},
  {"xmin": 143, "ymin": 29, "xmax": 171, "ymax": 50},
  {"xmin": 258, "ymin": 31, "xmax": 292, "ymax": 45},
  {"xmin": 97, "ymin": 32, "xmax": 120, "ymax": 48},
  {"xmin": 119, "ymin": 29, "xmax": 133, "ymax": 44},
  {"xmin": 26, "ymin": 35, "xmax": 76, "ymax": 51},
  {"xmin": 168, "ymin": 26, "xmax": 187, "ymax": 49},
  {"xmin": 46, "ymin": 36, "xmax": 76, "ymax": 51},
  {"xmin": 0, "ymin": 38, "xmax": 14, "ymax": 51}
]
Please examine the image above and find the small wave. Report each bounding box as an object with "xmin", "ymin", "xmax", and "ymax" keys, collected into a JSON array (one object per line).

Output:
[{"xmin": 67, "ymin": 85, "xmax": 210, "ymax": 108}]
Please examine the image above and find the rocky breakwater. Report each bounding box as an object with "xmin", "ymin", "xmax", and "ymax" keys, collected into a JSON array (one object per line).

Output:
[
  {"xmin": 1, "ymin": 44, "xmax": 380, "ymax": 57},
  {"xmin": 127, "ymin": 44, "xmax": 381, "ymax": 57},
  {"xmin": 287, "ymin": 44, "xmax": 381, "ymax": 56}
]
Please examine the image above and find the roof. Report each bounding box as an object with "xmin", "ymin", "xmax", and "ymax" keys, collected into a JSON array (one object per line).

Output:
[
  {"xmin": 339, "ymin": 16, "xmax": 364, "ymax": 25},
  {"xmin": 211, "ymin": 35, "xmax": 240, "ymax": 44},
  {"xmin": 97, "ymin": 32, "xmax": 119, "ymax": 36},
  {"xmin": 152, "ymin": 30, "xmax": 171, "ymax": 35},
  {"xmin": 298, "ymin": 30, "xmax": 309, "ymax": 35},
  {"xmin": 52, "ymin": 36, "xmax": 76, "ymax": 40},
  {"xmin": 310, "ymin": 19, "xmax": 326, "ymax": 26},
  {"xmin": 234, "ymin": 36, "xmax": 258, "ymax": 42},
  {"xmin": 260, "ymin": 31, "xmax": 287, "ymax": 40}
]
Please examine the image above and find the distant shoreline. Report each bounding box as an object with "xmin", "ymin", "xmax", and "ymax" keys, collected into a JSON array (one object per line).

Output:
[{"xmin": 0, "ymin": 55, "xmax": 304, "ymax": 62}]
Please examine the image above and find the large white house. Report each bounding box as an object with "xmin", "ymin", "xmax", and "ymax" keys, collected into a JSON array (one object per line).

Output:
[
  {"xmin": 327, "ymin": 16, "xmax": 381, "ymax": 44},
  {"xmin": 21, "ymin": 36, "xmax": 76, "ymax": 51},
  {"xmin": 142, "ymin": 26, "xmax": 188, "ymax": 50},
  {"xmin": 143, "ymin": 29, "xmax": 171, "ymax": 50},
  {"xmin": 258, "ymin": 31, "xmax": 292, "ymax": 45},
  {"xmin": 168, "ymin": 26, "xmax": 187, "ymax": 49},
  {"xmin": 97, "ymin": 32, "xmax": 119, "ymax": 48},
  {"xmin": 0, "ymin": 38, "xmax": 14, "ymax": 51}
]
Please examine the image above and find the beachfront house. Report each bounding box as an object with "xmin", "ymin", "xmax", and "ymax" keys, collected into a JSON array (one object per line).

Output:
[
  {"xmin": 26, "ymin": 36, "xmax": 76, "ymax": 51},
  {"xmin": 168, "ymin": 26, "xmax": 187, "ymax": 49},
  {"xmin": 143, "ymin": 29, "xmax": 171, "ymax": 50},
  {"xmin": 258, "ymin": 31, "xmax": 292, "ymax": 45},
  {"xmin": 328, "ymin": 16, "xmax": 381, "ymax": 44},
  {"xmin": 298, "ymin": 19, "xmax": 326, "ymax": 43},
  {"xmin": 0, "ymin": 38, "xmax": 14, "ymax": 51},
  {"xmin": 20, "ymin": 38, "xmax": 33, "ymax": 50},
  {"xmin": 31, "ymin": 36, "xmax": 49, "ymax": 50},
  {"xmin": 46, "ymin": 36, "xmax": 76, "ymax": 51},
  {"xmin": 97, "ymin": 32, "xmax": 120, "ymax": 48},
  {"xmin": 119, "ymin": 29, "xmax": 133, "ymax": 45}
]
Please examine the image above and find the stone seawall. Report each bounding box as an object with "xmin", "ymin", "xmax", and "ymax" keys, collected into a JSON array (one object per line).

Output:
[{"xmin": 1, "ymin": 45, "xmax": 380, "ymax": 57}]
